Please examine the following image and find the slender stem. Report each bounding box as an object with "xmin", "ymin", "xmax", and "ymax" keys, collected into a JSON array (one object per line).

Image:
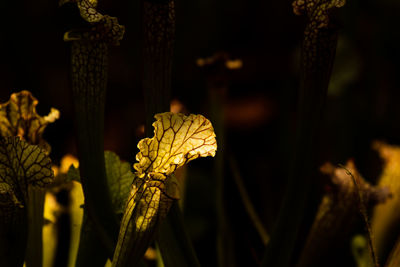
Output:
[
  {"xmin": 229, "ymin": 155, "xmax": 270, "ymax": 245},
  {"xmin": 261, "ymin": 3, "xmax": 342, "ymax": 266},
  {"xmin": 141, "ymin": 0, "xmax": 174, "ymax": 131},
  {"xmin": 340, "ymin": 165, "xmax": 379, "ymax": 267},
  {"xmin": 157, "ymin": 203, "xmax": 201, "ymax": 267},
  {"xmin": 25, "ymin": 187, "xmax": 45, "ymax": 267},
  {"xmin": 385, "ymin": 235, "xmax": 400, "ymax": 267},
  {"xmin": 0, "ymin": 206, "xmax": 28, "ymax": 267},
  {"xmin": 139, "ymin": 0, "xmax": 200, "ymax": 265},
  {"xmin": 208, "ymin": 84, "xmax": 235, "ymax": 267}
]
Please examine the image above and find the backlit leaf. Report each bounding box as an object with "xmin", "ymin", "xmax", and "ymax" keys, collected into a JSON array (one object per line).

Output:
[
  {"xmin": 134, "ymin": 112, "xmax": 217, "ymax": 178},
  {"xmin": 0, "ymin": 137, "xmax": 54, "ymax": 266},
  {"xmin": 112, "ymin": 175, "xmax": 175, "ymax": 267},
  {"xmin": 0, "ymin": 91, "xmax": 59, "ymax": 152},
  {"xmin": 0, "ymin": 137, "xmax": 54, "ymax": 205},
  {"xmin": 113, "ymin": 112, "xmax": 217, "ymax": 267}
]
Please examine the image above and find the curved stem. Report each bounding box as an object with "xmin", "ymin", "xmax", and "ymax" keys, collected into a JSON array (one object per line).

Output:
[{"xmin": 229, "ymin": 155, "xmax": 270, "ymax": 245}]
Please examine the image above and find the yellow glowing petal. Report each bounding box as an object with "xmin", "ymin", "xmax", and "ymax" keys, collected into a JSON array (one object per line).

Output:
[
  {"xmin": 68, "ymin": 181, "xmax": 84, "ymax": 267},
  {"xmin": 144, "ymin": 247, "xmax": 157, "ymax": 261},
  {"xmin": 170, "ymin": 99, "xmax": 184, "ymax": 114},
  {"xmin": 371, "ymin": 141, "xmax": 400, "ymax": 256},
  {"xmin": 196, "ymin": 58, "xmax": 206, "ymax": 67},
  {"xmin": 60, "ymin": 154, "xmax": 79, "ymax": 174},
  {"xmin": 225, "ymin": 59, "xmax": 243, "ymax": 70},
  {"xmin": 0, "ymin": 91, "xmax": 59, "ymax": 151},
  {"xmin": 42, "ymin": 192, "xmax": 60, "ymax": 267},
  {"xmin": 134, "ymin": 112, "xmax": 217, "ymax": 177},
  {"xmin": 51, "ymin": 166, "xmax": 60, "ymax": 177}
]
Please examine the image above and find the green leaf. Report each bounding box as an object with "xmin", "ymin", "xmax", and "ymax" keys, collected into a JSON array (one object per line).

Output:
[
  {"xmin": 65, "ymin": 151, "xmax": 136, "ymax": 215},
  {"xmin": 0, "ymin": 136, "xmax": 54, "ymax": 205},
  {"xmin": 62, "ymin": 151, "xmax": 134, "ymax": 267},
  {"xmin": 104, "ymin": 151, "xmax": 136, "ymax": 215},
  {"xmin": 67, "ymin": 165, "xmax": 81, "ymax": 183},
  {"xmin": 0, "ymin": 136, "xmax": 54, "ymax": 267}
]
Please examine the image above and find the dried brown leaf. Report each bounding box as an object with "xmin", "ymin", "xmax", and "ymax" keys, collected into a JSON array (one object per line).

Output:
[{"xmin": 0, "ymin": 91, "xmax": 59, "ymax": 152}]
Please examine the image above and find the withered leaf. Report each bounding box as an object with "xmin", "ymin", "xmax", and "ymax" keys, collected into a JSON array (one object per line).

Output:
[
  {"xmin": 134, "ymin": 112, "xmax": 217, "ymax": 178},
  {"xmin": 0, "ymin": 90, "xmax": 59, "ymax": 152},
  {"xmin": 292, "ymin": 0, "xmax": 346, "ymax": 27},
  {"xmin": 61, "ymin": 0, "xmax": 124, "ymax": 45},
  {"xmin": 297, "ymin": 160, "xmax": 390, "ymax": 267}
]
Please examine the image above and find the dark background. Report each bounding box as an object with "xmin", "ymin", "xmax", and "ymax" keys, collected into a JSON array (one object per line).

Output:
[{"xmin": 1, "ymin": 0, "xmax": 400, "ymax": 266}]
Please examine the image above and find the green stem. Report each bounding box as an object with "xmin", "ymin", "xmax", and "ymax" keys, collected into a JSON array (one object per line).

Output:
[
  {"xmin": 341, "ymin": 165, "xmax": 379, "ymax": 267},
  {"xmin": 0, "ymin": 206, "xmax": 27, "ymax": 267},
  {"xmin": 229, "ymin": 156, "xmax": 270, "ymax": 245},
  {"xmin": 157, "ymin": 203, "xmax": 201, "ymax": 267},
  {"xmin": 208, "ymin": 85, "xmax": 235, "ymax": 267},
  {"xmin": 70, "ymin": 40, "xmax": 118, "ymax": 266},
  {"xmin": 25, "ymin": 187, "xmax": 45, "ymax": 267},
  {"xmin": 141, "ymin": 0, "xmax": 175, "ymax": 131},
  {"xmin": 139, "ymin": 0, "xmax": 200, "ymax": 265},
  {"xmin": 385, "ymin": 235, "xmax": 400, "ymax": 267},
  {"xmin": 261, "ymin": 4, "xmax": 341, "ymax": 267}
]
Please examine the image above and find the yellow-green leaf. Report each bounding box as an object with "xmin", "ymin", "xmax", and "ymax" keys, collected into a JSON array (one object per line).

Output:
[
  {"xmin": 0, "ymin": 90, "xmax": 59, "ymax": 152},
  {"xmin": 112, "ymin": 176, "xmax": 175, "ymax": 267},
  {"xmin": 134, "ymin": 112, "xmax": 217, "ymax": 178},
  {"xmin": 105, "ymin": 151, "xmax": 136, "ymax": 215},
  {"xmin": 113, "ymin": 112, "xmax": 216, "ymax": 267},
  {"xmin": 65, "ymin": 151, "xmax": 135, "ymax": 215},
  {"xmin": 0, "ymin": 137, "xmax": 54, "ymax": 205}
]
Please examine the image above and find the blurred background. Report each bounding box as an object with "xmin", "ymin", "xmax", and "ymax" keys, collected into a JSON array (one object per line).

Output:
[{"xmin": 1, "ymin": 0, "xmax": 400, "ymax": 266}]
